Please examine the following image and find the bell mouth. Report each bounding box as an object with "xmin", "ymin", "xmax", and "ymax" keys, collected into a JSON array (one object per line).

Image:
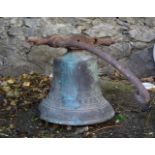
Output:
[{"xmin": 38, "ymin": 102, "xmax": 115, "ymax": 126}]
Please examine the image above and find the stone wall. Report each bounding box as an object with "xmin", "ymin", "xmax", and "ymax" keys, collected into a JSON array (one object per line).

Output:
[{"xmin": 0, "ymin": 17, "xmax": 155, "ymax": 77}]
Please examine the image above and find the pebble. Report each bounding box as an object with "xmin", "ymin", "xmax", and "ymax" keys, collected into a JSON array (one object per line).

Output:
[
  {"xmin": 74, "ymin": 126, "xmax": 89, "ymax": 134},
  {"xmin": 49, "ymin": 73, "xmax": 53, "ymax": 78},
  {"xmin": 84, "ymin": 132, "xmax": 96, "ymax": 138},
  {"xmin": 66, "ymin": 126, "xmax": 72, "ymax": 131}
]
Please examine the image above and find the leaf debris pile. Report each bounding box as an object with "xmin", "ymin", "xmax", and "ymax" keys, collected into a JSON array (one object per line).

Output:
[
  {"xmin": 0, "ymin": 72, "xmax": 50, "ymax": 112},
  {"xmin": 0, "ymin": 72, "xmax": 51, "ymax": 137}
]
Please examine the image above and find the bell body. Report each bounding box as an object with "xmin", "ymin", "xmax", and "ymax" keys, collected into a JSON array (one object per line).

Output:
[{"xmin": 39, "ymin": 51, "xmax": 115, "ymax": 126}]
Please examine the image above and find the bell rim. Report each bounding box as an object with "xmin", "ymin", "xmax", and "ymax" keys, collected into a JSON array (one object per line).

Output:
[
  {"xmin": 39, "ymin": 102, "xmax": 115, "ymax": 126},
  {"xmin": 39, "ymin": 111, "xmax": 115, "ymax": 126}
]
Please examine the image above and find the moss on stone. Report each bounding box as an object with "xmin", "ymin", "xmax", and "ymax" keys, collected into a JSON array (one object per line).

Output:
[{"xmin": 100, "ymin": 78, "xmax": 134, "ymax": 95}]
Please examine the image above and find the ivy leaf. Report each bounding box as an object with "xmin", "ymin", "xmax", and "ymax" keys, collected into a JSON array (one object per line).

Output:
[{"xmin": 115, "ymin": 114, "xmax": 126, "ymax": 123}]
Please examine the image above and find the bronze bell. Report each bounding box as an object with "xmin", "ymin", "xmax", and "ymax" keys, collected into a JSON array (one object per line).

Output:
[
  {"xmin": 28, "ymin": 34, "xmax": 151, "ymax": 126},
  {"xmin": 39, "ymin": 51, "xmax": 115, "ymax": 126}
]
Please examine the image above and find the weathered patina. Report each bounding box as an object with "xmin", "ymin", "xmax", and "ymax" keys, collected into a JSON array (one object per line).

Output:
[{"xmin": 38, "ymin": 51, "xmax": 115, "ymax": 125}]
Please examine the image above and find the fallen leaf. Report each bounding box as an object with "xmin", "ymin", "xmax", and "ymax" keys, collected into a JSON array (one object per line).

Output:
[
  {"xmin": 141, "ymin": 77, "xmax": 154, "ymax": 82},
  {"xmin": 10, "ymin": 100, "xmax": 17, "ymax": 106},
  {"xmin": 148, "ymin": 88, "xmax": 155, "ymax": 93},
  {"xmin": 6, "ymin": 106, "xmax": 11, "ymax": 111},
  {"xmin": 7, "ymin": 79, "xmax": 15, "ymax": 84},
  {"xmin": 1, "ymin": 81, "xmax": 8, "ymax": 87},
  {"xmin": 22, "ymin": 81, "xmax": 30, "ymax": 87},
  {"xmin": 2, "ymin": 86, "xmax": 11, "ymax": 92},
  {"xmin": 22, "ymin": 73, "xmax": 29, "ymax": 78},
  {"xmin": 6, "ymin": 90, "xmax": 15, "ymax": 97}
]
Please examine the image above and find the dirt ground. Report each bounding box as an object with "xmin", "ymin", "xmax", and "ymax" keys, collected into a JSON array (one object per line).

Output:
[{"xmin": 0, "ymin": 73, "xmax": 155, "ymax": 138}]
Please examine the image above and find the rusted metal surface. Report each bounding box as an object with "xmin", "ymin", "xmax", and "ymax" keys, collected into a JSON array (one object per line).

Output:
[
  {"xmin": 28, "ymin": 34, "xmax": 151, "ymax": 111},
  {"xmin": 28, "ymin": 34, "xmax": 115, "ymax": 49}
]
